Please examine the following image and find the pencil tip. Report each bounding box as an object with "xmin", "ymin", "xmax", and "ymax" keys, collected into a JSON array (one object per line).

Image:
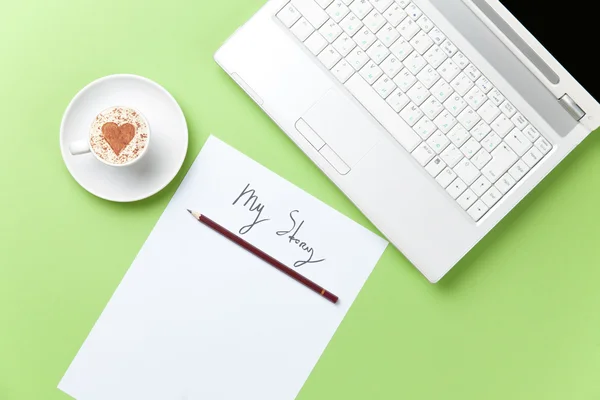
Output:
[{"xmin": 187, "ymin": 209, "xmax": 192, "ymax": 214}]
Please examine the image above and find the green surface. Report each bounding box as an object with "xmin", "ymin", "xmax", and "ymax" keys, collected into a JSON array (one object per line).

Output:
[{"xmin": 1, "ymin": 0, "xmax": 600, "ymax": 399}]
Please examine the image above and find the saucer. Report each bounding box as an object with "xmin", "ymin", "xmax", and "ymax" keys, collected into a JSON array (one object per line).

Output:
[{"xmin": 60, "ymin": 74, "xmax": 188, "ymax": 202}]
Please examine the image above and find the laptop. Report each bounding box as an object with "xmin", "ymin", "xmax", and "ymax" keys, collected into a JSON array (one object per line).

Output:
[{"xmin": 215, "ymin": 0, "xmax": 600, "ymax": 282}]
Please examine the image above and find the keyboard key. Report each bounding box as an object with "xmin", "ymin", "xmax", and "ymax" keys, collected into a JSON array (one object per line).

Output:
[
  {"xmin": 470, "ymin": 120, "xmax": 491, "ymax": 141},
  {"xmin": 427, "ymin": 130, "xmax": 450, "ymax": 154},
  {"xmin": 398, "ymin": 17, "xmax": 420, "ymax": 40},
  {"xmin": 436, "ymin": 167, "xmax": 457, "ymax": 188},
  {"xmin": 412, "ymin": 142, "xmax": 435, "ymax": 166},
  {"xmin": 460, "ymin": 137, "xmax": 482, "ymax": 159},
  {"xmin": 417, "ymin": 66, "xmax": 441, "ymax": 89},
  {"xmin": 477, "ymin": 101, "xmax": 501, "ymax": 124},
  {"xmin": 522, "ymin": 124, "xmax": 540, "ymax": 142},
  {"xmin": 523, "ymin": 147, "xmax": 543, "ymax": 168},
  {"xmin": 425, "ymin": 156, "xmax": 446, "ymax": 177},
  {"xmin": 359, "ymin": 61, "xmax": 383, "ymax": 84},
  {"xmin": 304, "ymin": 31, "xmax": 329, "ymax": 54},
  {"xmin": 416, "ymin": 15, "xmax": 434, "ymax": 32},
  {"xmin": 399, "ymin": 102, "xmax": 424, "ymax": 126},
  {"xmin": 372, "ymin": 0, "xmax": 394, "ymax": 12},
  {"xmin": 410, "ymin": 31, "xmax": 434, "ymax": 55},
  {"xmin": 441, "ymin": 39, "xmax": 458, "ymax": 57},
  {"xmin": 380, "ymin": 55, "xmax": 403, "ymax": 78},
  {"xmin": 475, "ymin": 76, "xmax": 493, "ymax": 94},
  {"xmin": 450, "ymin": 72, "xmax": 474, "ymax": 97},
  {"xmin": 434, "ymin": 110, "xmax": 457, "ymax": 134},
  {"xmin": 326, "ymin": 1, "xmax": 350, "ymax": 22},
  {"xmin": 438, "ymin": 59, "xmax": 461, "ymax": 82},
  {"xmin": 376, "ymin": 23, "xmax": 401, "ymax": 47},
  {"xmin": 345, "ymin": 74, "xmax": 421, "ymax": 151},
  {"xmin": 404, "ymin": 52, "xmax": 427, "ymax": 75},
  {"xmin": 367, "ymin": 40, "xmax": 391, "ymax": 64},
  {"xmin": 495, "ymin": 173, "xmax": 516, "ymax": 194},
  {"xmin": 389, "ymin": 37, "xmax": 413, "ymax": 60},
  {"xmin": 393, "ymin": 68, "xmax": 417, "ymax": 91},
  {"xmin": 488, "ymin": 88, "xmax": 505, "ymax": 106},
  {"xmin": 467, "ymin": 200, "xmax": 489, "ymax": 221},
  {"xmin": 499, "ymin": 100, "xmax": 517, "ymax": 118},
  {"xmin": 504, "ymin": 129, "xmax": 532, "ymax": 156},
  {"xmin": 345, "ymin": 46, "xmax": 369, "ymax": 70},
  {"xmin": 491, "ymin": 114, "xmax": 514, "ymax": 138},
  {"xmin": 431, "ymin": 79, "xmax": 453, "ymax": 103},
  {"xmin": 278, "ymin": 3, "xmax": 302, "ymax": 27},
  {"xmin": 482, "ymin": 187, "xmax": 502, "ymax": 208},
  {"xmin": 406, "ymin": 3, "xmax": 423, "ymax": 20},
  {"xmin": 444, "ymin": 93, "xmax": 467, "ymax": 116},
  {"xmin": 354, "ymin": 27, "xmax": 377, "ymax": 49},
  {"xmin": 407, "ymin": 82, "xmax": 430, "ymax": 105},
  {"xmin": 339, "ymin": 12, "xmax": 364, "ymax": 36},
  {"xmin": 481, "ymin": 132, "xmax": 501, "ymax": 152},
  {"xmin": 420, "ymin": 96, "xmax": 444, "ymax": 119},
  {"xmin": 386, "ymin": 88, "xmax": 410, "ymax": 112},
  {"xmin": 452, "ymin": 52, "xmax": 469, "ymax": 69},
  {"xmin": 317, "ymin": 45, "xmax": 342, "ymax": 68},
  {"xmin": 440, "ymin": 143, "xmax": 463, "ymax": 167},
  {"xmin": 291, "ymin": 17, "xmax": 315, "ymax": 41},
  {"xmin": 364, "ymin": 9, "xmax": 387, "ymax": 33},
  {"xmin": 481, "ymin": 143, "xmax": 518, "ymax": 182},
  {"xmin": 332, "ymin": 32, "xmax": 356, "ymax": 56},
  {"xmin": 508, "ymin": 159, "xmax": 530, "ymax": 182},
  {"xmin": 373, "ymin": 74, "xmax": 397, "ymax": 98},
  {"xmin": 331, "ymin": 59, "xmax": 355, "ymax": 82},
  {"xmin": 428, "ymin": 27, "xmax": 445, "ymax": 45},
  {"xmin": 424, "ymin": 45, "xmax": 447, "ymax": 69},
  {"xmin": 511, "ymin": 113, "xmax": 528, "ymax": 130},
  {"xmin": 384, "ymin": 4, "xmax": 407, "ymax": 27},
  {"xmin": 292, "ymin": 0, "xmax": 329, "ymax": 28},
  {"xmin": 457, "ymin": 189, "xmax": 477, "ymax": 210},
  {"xmin": 535, "ymin": 137, "xmax": 552, "ymax": 154},
  {"xmin": 465, "ymin": 86, "xmax": 487, "ymax": 110},
  {"xmin": 448, "ymin": 124, "xmax": 470, "ymax": 147},
  {"xmin": 471, "ymin": 148, "xmax": 492, "ymax": 169},
  {"xmin": 464, "ymin": 63, "xmax": 481, "ymax": 81},
  {"xmin": 413, "ymin": 116, "xmax": 437, "ymax": 139},
  {"xmin": 348, "ymin": 0, "xmax": 373, "ymax": 19},
  {"xmin": 447, "ymin": 178, "xmax": 467, "ymax": 199},
  {"xmin": 457, "ymin": 107, "xmax": 480, "ymax": 130},
  {"xmin": 471, "ymin": 175, "xmax": 492, "ymax": 196},
  {"xmin": 319, "ymin": 19, "xmax": 343, "ymax": 42}
]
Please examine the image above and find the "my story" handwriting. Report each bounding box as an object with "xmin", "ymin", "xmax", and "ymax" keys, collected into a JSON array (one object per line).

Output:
[{"xmin": 232, "ymin": 184, "xmax": 326, "ymax": 268}]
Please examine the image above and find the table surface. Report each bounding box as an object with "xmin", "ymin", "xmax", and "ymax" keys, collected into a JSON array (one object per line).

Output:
[{"xmin": 1, "ymin": 1, "xmax": 600, "ymax": 399}]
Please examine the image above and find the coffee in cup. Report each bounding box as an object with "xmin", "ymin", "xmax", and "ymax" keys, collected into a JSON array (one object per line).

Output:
[{"xmin": 69, "ymin": 106, "xmax": 150, "ymax": 166}]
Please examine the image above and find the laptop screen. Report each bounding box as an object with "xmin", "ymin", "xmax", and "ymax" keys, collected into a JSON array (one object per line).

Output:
[{"xmin": 499, "ymin": 0, "xmax": 600, "ymax": 102}]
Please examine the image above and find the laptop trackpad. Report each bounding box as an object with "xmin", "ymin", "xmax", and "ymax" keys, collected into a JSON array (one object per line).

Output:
[{"xmin": 302, "ymin": 88, "xmax": 381, "ymax": 167}]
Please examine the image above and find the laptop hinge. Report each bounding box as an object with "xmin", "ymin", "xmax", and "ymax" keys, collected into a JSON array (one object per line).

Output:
[{"xmin": 559, "ymin": 94, "xmax": 586, "ymax": 121}]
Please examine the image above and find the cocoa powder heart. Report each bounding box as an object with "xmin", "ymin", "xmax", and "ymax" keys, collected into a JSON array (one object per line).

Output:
[{"xmin": 101, "ymin": 122, "xmax": 136, "ymax": 156}]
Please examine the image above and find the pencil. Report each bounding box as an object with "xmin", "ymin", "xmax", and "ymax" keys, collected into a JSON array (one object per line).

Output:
[{"xmin": 187, "ymin": 209, "xmax": 338, "ymax": 304}]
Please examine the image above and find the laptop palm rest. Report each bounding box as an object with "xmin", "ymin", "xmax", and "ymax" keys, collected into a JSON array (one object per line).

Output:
[{"xmin": 298, "ymin": 88, "xmax": 382, "ymax": 173}]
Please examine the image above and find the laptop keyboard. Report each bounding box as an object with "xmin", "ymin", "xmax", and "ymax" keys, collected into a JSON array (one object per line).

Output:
[{"xmin": 277, "ymin": 0, "xmax": 553, "ymax": 222}]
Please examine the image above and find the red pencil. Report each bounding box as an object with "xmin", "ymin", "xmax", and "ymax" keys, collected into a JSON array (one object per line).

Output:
[{"xmin": 187, "ymin": 209, "xmax": 338, "ymax": 304}]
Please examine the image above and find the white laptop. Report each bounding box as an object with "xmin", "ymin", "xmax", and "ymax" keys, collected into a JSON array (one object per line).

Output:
[{"xmin": 215, "ymin": 0, "xmax": 600, "ymax": 282}]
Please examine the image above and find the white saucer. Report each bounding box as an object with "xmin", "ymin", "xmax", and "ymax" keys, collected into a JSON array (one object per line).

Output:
[{"xmin": 60, "ymin": 74, "xmax": 188, "ymax": 202}]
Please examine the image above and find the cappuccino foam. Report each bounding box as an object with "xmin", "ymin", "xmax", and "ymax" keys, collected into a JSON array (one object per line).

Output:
[{"xmin": 90, "ymin": 107, "xmax": 149, "ymax": 165}]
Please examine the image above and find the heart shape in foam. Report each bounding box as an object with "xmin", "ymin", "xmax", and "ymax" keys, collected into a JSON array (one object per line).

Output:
[{"xmin": 101, "ymin": 122, "xmax": 136, "ymax": 156}]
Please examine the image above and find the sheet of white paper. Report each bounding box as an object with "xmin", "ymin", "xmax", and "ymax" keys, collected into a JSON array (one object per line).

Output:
[{"xmin": 59, "ymin": 136, "xmax": 388, "ymax": 400}]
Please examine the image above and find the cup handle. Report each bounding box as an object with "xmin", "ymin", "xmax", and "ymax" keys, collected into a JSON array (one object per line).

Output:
[{"xmin": 69, "ymin": 140, "xmax": 91, "ymax": 155}]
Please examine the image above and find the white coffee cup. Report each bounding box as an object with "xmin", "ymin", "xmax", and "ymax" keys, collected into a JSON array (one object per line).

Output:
[{"xmin": 69, "ymin": 106, "xmax": 150, "ymax": 167}]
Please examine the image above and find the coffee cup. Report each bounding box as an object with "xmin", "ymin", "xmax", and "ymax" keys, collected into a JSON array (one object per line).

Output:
[{"xmin": 69, "ymin": 106, "xmax": 150, "ymax": 167}]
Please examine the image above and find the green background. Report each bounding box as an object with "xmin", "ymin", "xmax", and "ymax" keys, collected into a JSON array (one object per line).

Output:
[{"xmin": 1, "ymin": 0, "xmax": 599, "ymax": 399}]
